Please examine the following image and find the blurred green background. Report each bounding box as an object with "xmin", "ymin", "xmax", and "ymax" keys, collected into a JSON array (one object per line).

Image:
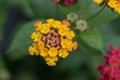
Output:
[{"xmin": 0, "ymin": 0, "xmax": 120, "ymax": 80}]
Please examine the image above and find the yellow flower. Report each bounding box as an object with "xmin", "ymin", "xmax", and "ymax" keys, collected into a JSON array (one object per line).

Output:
[
  {"xmin": 52, "ymin": 20, "xmax": 62, "ymax": 29},
  {"xmin": 40, "ymin": 48, "xmax": 48, "ymax": 57},
  {"xmin": 39, "ymin": 24, "xmax": 50, "ymax": 34},
  {"xmin": 93, "ymin": 0, "xmax": 104, "ymax": 4},
  {"xmin": 46, "ymin": 60, "xmax": 56, "ymax": 66},
  {"xmin": 73, "ymin": 41, "xmax": 78, "ymax": 50},
  {"xmin": 108, "ymin": 0, "xmax": 120, "ymax": 13},
  {"xmin": 58, "ymin": 25, "xmax": 70, "ymax": 37},
  {"xmin": 66, "ymin": 31, "xmax": 75, "ymax": 39},
  {"xmin": 47, "ymin": 18, "xmax": 55, "ymax": 25},
  {"xmin": 28, "ymin": 43, "xmax": 39, "ymax": 56},
  {"xmin": 34, "ymin": 21, "xmax": 42, "ymax": 31},
  {"xmin": 28, "ymin": 46, "xmax": 35, "ymax": 55},
  {"xmin": 62, "ymin": 20, "xmax": 71, "ymax": 27},
  {"xmin": 61, "ymin": 39, "xmax": 73, "ymax": 50},
  {"xmin": 29, "ymin": 18, "xmax": 78, "ymax": 66},
  {"xmin": 45, "ymin": 56, "xmax": 58, "ymax": 62},
  {"xmin": 45, "ymin": 57, "xmax": 58, "ymax": 66},
  {"xmin": 48, "ymin": 47, "xmax": 58, "ymax": 57},
  {"xmin": 58, "ymin": 49, "xmax": 69, "ymax": 58},
  {"xmin": 38, "ymin": 41, "xmax": 45, "ymax": 49},
  {"xmin": 31, "ymin": 32, "xmax": 42, "ymax": 42},
  {"xmin": 93, "ymin": 0, "xmax": 120, "ymax": 14}
]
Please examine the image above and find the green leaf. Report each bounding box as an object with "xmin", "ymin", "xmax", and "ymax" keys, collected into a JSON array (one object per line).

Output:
[
  {"xmin": 80, "ymin": 28, "xmax": 104, "ymax": 52},
  {"xmin": 8, "ymin": 0, "xmax": 64, "ymax": 19},
  {"xmin": 0, "ymin": 57, "xmax": 6, "ymax": 70},
  {"xmin": 0, "ymin": 1, "xmax": 8, "ymax": 40},
  {"xmin": 6, "ymin": 21, "xmax": 35, "ymax": 60},
  {"xmin": 29, "ymin": 0, "xmax": 64, "ymax": 19},
  {"xmin": 61, "ymin": 0, "xmax": 119, "ymax": 27},
  {"xmin": 98, "ymin": 17, "xmax": 120, "ymax": 48},
  {"xmin": 8, "ymin": 0, "xmax": 34, "ymax": 17}
]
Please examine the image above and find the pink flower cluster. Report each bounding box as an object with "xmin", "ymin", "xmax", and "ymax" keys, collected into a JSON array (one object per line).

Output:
[
  {"xmin": 52, "ymin": 0, "xmax": 78, "ymax": 5},
  {"xmin": 98, "ymin": 45, "xmax": 120, "ymax": 80}
]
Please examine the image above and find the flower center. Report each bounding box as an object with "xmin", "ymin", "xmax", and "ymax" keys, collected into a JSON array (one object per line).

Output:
[{"xmin": 41, "ymin": 29, "xmax": 61, "ymax": 50}]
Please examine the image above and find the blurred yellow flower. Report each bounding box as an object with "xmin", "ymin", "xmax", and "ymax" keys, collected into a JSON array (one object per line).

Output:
[
  {"xmin": 93, "ymin": 0, "xmax": 104, "ymax": 4},
  {"xmin": 93, "ymin": 0, "xmax": 120, "ymax": 14},
  {"xmin": 31, "ymin": 32, "xmax": 42, "ymax": 42},
  {"xmin": 108, "ymin": 0, "xmax": 120, "ymax": 13},
  {"xmin": 28, "ymin": 18, "xmax": 78, "ymax": 66},
  {"xmin": 58, "ymin": 49, "xmax": 69, "ymax": 58}
]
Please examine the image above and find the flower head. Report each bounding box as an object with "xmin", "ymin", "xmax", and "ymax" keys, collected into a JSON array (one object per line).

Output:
[
  {"xmin": 76, "ymin": 19, "xmax": 88, "ymax": 32},
  {"xmin": 28, "ymin": 19, "xmax": 78, "ymax": 66},
  {"xmin": 51, "ymin": 0, "xmax": 79, "ymax": 5},
  {"xmin": 108, "ymin": 0, "xmax": 120, "ymax": 13},
  {"xmin": 93, "ymin": 0, "xmax": 104, "ymax": 4},
  {"xmin": 98, "ymin": 45, "xmax": 120, "ymax": 80},
  {"xmin": 67, "ymin": 12, "xmax": 79, "ymax": 22},
  {"xmin": 93, "ymin": 0, "xmax": 120, "ymax": 14}
]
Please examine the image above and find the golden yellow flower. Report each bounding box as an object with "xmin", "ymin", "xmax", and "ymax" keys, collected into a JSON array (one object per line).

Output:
[
  {"xmin": 66, "ymin": 31, "xmax": 75, "ymax": 39},
  {"xmin": 58, "ymin": 25, "xmax": 70, "ymax": 37},
  {"xmin": 31, "ymin": 32, "xmax": 42, "ymax": 42},
  {"xmin": 28, "ymin": 43, "xmax": 39, "ymax": 56},
  {"xmin": 45, "ymin": 57, "xmax": 58, "ymax": 66},
  {"xmin": 34, "ymin": 21, "xmax": 42, "ymax": 31},
  {"xmin": 38, "ymin": 41, "xmax": 45, "ymax": 49},
  {"xmin": 108, "ymin": 0, "xmax": 120, "ymax": 13},
  {"xmin": 47, "ymin": 19, "xmax": 55, "ymax": 25},
  {"xmin": 61, "ymin": 39, "xmax": 73, "ymax": 50},
  {"xmin": 28, "ymin": 18, "xmax": 78, "ymax": 66},
  {"xmin": 48, "ymin": 47, "xmax": 58, "ymax": 57},
  {"xmin": 58, "ymin": 49, "xmax": 69, "ymax": 58},
  {"xmin": 93, "ymin": 0, "xmax": 120, "ymax": 14},
  {"xmin": 46, "ymin": 60, "xmax": 56, "ymax": 66},
  {"xmin": 39, "ymin": 24, "xmax": 50, "ymax": 34},
  {"xmin": 40, "ymin": 48, "xmax": 48, "ymax": 57},
  {"xmin": 93, "ymin": 0, "xmax": 104, "ymax": 4}
]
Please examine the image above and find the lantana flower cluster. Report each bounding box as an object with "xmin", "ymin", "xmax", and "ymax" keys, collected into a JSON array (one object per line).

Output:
[
  {"xmin": 52, "ymin": 0, "xmax": 78, "ymax": 5},
  {"xmin": 98, "ymin": 45, "xmax": 120, "ymax": 80},
  {"xmin": 93, "ymin": 0, "xmax": 120, "ymax": 13},
  {"xmin": 28, "ymin": 19, "xmax": 78, "ymax": 66}
]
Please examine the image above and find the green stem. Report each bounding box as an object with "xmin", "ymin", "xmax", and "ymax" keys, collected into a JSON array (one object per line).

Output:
[{"xmin": 87, "ymin": 4, "xmax": 107, "ymax": 21}]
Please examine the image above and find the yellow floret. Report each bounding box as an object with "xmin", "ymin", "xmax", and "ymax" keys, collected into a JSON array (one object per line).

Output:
[
  {"xmin": 45, "ymin": 56, "xmax": 58, "ymax": 66},
  {"xmin": 93, "ymin": 0, "xmax": 103, "ymax": 4},
  {"xmin": 58, "ymin": 49, "xmax": 69, "ymax": 58},
  {"xmin": 108, "ymin": 0, "xmax": 120, "ymax": 13},
  {"xmin": 73, "ymin": 41, "xmax": 78, "ymax": 50},
  {"xmin": 40, "ymin": 48, "xmax": 48, "ymax": 57},
  {"xmin": 58, "ymin": 25, "xmax": 70, "ymax": 37},
  {"xmin": 28, "ymin": 43, "xmax": 39, "ymax": 56},
  {"xmin": 61, "ymin": 39, "xmax": 73, "ymax": 50},
  {"xmin": 47, "ymin": 19, "xmax": 55, "ymax": 25},
  {"xmin": 48, "ymin": 47, "xmax": 58, "ymax": 57},
  {"xmin": 52, "ymin": 20, "xmax": 62, "ymax": 29},
  {"xmin": 66, "ymin": 31, "xmax": 75, "ymax": 39},
  {"xmin": 38, "ymin": 41, "xmax": 45, "ymax": 49},
  {"xmin": 39, "ymin": 24, "xmax": 50, "ymax": 34},
  {"xmin": 31, "ymin": 32, "xmax": 42, "ymax": 42}
]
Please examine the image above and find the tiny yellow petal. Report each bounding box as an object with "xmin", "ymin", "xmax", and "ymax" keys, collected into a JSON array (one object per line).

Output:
[
  {"xmin": 58, "ymin": 49, "xmax": 69, "ymax": 58},
  {"xmin": 73, "ymin": 41, "xmax": 78, "ymax": 50},
  {"xmin": 48, "ymin": 47, "xmax": 58, "ymax": 57},
  {"xmin": 62, "ymin": 20, "xmax": 71, "ymax": 27},
  {"xmin": 40, "ymin": 48, "xmax": 48, "ymax": 57},
  {"xmin": 46, "ymin": 60, "xmax": 56, "ymax": 66}
]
